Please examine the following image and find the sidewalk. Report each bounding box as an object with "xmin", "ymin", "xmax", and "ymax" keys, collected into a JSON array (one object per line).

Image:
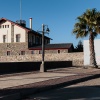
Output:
[
  {"xmin": 0, "ymin": 71, "xmax": 75, "ymax": 89},
  {"xmin": 0, "ymin": 67, "xmax": 100, "ymax": 100}
]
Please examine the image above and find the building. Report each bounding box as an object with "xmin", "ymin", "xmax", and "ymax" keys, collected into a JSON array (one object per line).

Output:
[
  {"xmin": 84, "ymin": 39, "xmax": 100, "ymax": 66},
  {"xmin": 0, "ymin": 17, "xmax": 74, "ymax": 56},
  {"xmin": 29, "ymin": 43, "xmax": 74, "ymax": 54},
  {"xmin": 0, "ymin": 18, "xmax": 51, "ymax": 56}
]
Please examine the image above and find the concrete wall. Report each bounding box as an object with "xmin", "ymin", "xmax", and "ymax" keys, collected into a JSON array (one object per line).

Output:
[
  {"xmin": 84, "ymin": 39, "xmax": 100, "ymax": 66},
  {"xmin": 0, "ymin": 61, "xmax": 72, "ymax": 73},
  {"xmin": 0, "ymin": 52, "xmax": 84, "ymax": 66}
]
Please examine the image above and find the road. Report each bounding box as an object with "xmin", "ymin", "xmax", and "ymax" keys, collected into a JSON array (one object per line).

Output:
[{"xmin": 26, "ymin": 77, "xmax": 100, "ymax": 100}]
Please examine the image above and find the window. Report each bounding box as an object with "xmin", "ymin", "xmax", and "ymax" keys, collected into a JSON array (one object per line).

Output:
[
  {"xmin": 39, "ymin": 50, "xmax": 42, "ymax": 54},
  {"xmin": 3, "ymin": 25, "xmax": 4, "ymax": 28},
  {"xmin": 3, "ymin": 35, "xmax": 6, "ymax": 43},
  {"xmin": 31, "ymin": 50, "xmax": 34, "ymax": 54},
  {"xmin": 5, "ymin": 25, "xmax": 9, "ymax": 28},
  {"xmin": 7, "ymin": 51, "xmax": 10, "ymax": 56},
  {"xmin": 47, "ymin": 40, "xmax": 50, "ymax": 44},
  {"xmin": 16, "ymin": 34, "xmax": 20, "ymax": 42},
  {"xmin": 58, "ymin": 50, "xmax": 60, "ymax": 53},
  {"xmin": 0, "ymin": 25, "xmax": 9, "ymax": 28},
  {"xmin": 40, "ymin": 38, "xmax": 42, "ymax": 44},
  {"xmin": 36, "ymin": 37, "xmax": 39, "ymax": 44},
  {"xmin": 1, "ymin": 25, "xmax": 3, "ymax": 28},
  {"xmin": 7, "ymin": 25, "xmax": 9, "ymax": 28},
  {"xmin": 21, "ymin": 51, "xmax": 25, "ymax": 55},
  {"xmin": 32, "ymin": 35, "xmax": 34, "ymax": 44}
]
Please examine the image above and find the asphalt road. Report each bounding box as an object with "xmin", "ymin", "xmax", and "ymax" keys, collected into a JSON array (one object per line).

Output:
[{"xmin": 27, "ymin": 77, "xmax": 100, "ymax": 100}]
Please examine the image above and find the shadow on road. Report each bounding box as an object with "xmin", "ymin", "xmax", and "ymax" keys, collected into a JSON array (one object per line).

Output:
[{"xmin": 27, "ymin": 85, "xmax": 100, "ymax": 100}]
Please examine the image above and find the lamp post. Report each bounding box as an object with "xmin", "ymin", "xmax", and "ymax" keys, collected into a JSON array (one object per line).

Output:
[{"xmin": 40, "ymin": 24, "xmax": 50, "ymax": 72}]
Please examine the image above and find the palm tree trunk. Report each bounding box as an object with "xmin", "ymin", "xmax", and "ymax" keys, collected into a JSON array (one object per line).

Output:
[{"xmin": 89, "ymin": 33, "xmax": 98, "ymax": 68}]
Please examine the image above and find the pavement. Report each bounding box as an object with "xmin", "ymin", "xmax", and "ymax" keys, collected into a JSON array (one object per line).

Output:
[
  {"xmin": 28, "ymin": 78, "xmax": 100, "ymax": 100},
  {"xmin": 0, "ymin": 71, "xmax": 75, "ymax": 89},
  {"xmin": 0, "ymin": 67, "xmax": 100, "ymax": 100}
]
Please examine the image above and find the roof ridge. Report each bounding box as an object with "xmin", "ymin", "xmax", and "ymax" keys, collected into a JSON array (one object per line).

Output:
[{"xmin": 46, "ymin": 43, "xmax": 72, "ymax": 45}]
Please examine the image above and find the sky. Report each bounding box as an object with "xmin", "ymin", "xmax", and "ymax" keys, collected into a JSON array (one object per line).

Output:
[{"xmin": 0, "ymin": 0, "xmax": 100, "ymax": 47}]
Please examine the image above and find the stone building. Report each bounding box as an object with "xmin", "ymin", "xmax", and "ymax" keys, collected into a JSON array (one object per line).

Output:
[
  {"xmin": 0, "ymin": 18, "xmax": 51, "ymax": 56},
  {"xmin": 29, "ymin": 43, "xmax": 74, "ymax": 54},
  {"xmin": 0, "ymin": 17, "xmax": 74, "ymax": 56}
]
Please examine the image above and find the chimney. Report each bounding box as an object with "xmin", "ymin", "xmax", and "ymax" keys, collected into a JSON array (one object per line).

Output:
[{"xmin": 29, "ymin": 18, "xmax": 32, "ymax": 29}]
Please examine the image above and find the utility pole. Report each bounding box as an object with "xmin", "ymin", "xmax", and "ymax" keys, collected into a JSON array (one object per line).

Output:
[
  {"xmin": 40, "ymin": 24, "xmax": 46, "ymax": 72},
  {"xmin": 40, "ymin": 24, "xmax": 50, "ymax": 72}
]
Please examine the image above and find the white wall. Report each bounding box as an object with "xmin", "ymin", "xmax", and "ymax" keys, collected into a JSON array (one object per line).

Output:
[
  {"xmin": 14, "ymin": 25, "xmax": 26, "ymax": 42},
  {"xmin": 0, "ymin": 21, "xmax": 11, "ymax": 43},
  {"xmin": 0, "ymin": 20, "xmax": 26, "ymax": 43},
  {"xmin": 84, "ymin": 39, "xmax": 100, "ymax": 66}
]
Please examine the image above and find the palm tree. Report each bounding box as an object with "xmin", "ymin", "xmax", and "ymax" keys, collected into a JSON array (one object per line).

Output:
[{"xmin": 73, "ymin": 8, "xmax": 100, "ymax": 68}]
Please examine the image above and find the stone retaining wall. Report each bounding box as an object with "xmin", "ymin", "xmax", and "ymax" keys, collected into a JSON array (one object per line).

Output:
[{"xmin": 0, "ymin": 52, "xmax": 84, "ymax": 66}]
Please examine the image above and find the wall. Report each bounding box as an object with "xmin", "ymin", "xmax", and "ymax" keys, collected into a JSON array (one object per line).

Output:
[
  {"xmin": 0, "ymin": 43, "xmax": 28, "ymax": 56},
  {"xmin": 0, "ymin": 21, "xmax": 11, "ymax": 43},
  {"xmin": 14, "ymin": 24, "xmax": 26, "ymax": 42},
  {"xmin": 0, "ymin": 21, "xmax": 26, "ymax": 43},
  {"xmin": 0, "ymin": 52, "xmax": 84, "ymax": 66},
  {"xmin": 84, "ymin": 39, "xmax": 100, "ymax": 66},
  {"xmin": 0, "ymin": 61, "xmax": 72, "ymax": 73},
  {"xmin": 0, "ymin": 46, "xmax": 72, "ymax": 56},
  {"xmin": 0, "ymin": 20, "xmax": 29, "ymax": 56},
  {"xmin": 45, "ymin": 49, "xmax": 69, "ymax": 53}
]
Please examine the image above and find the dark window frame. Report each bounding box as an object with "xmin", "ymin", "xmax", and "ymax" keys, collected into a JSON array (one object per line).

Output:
[
  {"xmin": 31, "ymin": 50, "xmax": 34, "ymax": 54},
  {"xmin": 3, "ymin": 25, "xmax": 4, "ymax": 28},
  {"xmin": 58, "ymin": 50, "xmax": 60, "ymax": 53},
  {"xmin": 3, "ymin": 35, "xmax": 6, "ymax": 43},
  {"xmin": 21, "ymin": 51, "xmax": 25, "ymax": 55},
  {"xmin": 16, "ymin": 34, "xmax": 20, "ymax": 42},
  {"xmin": 7, "ymin": 51, "xmax": 10, "ymax": 56}
]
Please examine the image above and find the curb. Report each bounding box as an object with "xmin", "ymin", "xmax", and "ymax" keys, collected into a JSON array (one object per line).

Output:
[{"xmin": 0, "ymin": 72, "xmax": 100, "ymax": 100}]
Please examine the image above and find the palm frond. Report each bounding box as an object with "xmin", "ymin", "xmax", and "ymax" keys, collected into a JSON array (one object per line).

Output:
[
  {"xmin": 95, "ymin": 26, "xmax": 100, "ymax": 33},
  {"xmin": 72, "ymin": 8, "xmax": 100, "ymax": 39}
]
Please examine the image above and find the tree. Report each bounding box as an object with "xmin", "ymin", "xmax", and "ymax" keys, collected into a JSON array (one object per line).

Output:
[
  {"xmin": 72, "ymin": 8, "xmax": 100, "ymax": 68},
  {"xmin": 74, "ymin": 40, "xmax": 83, "ymax": 52}
]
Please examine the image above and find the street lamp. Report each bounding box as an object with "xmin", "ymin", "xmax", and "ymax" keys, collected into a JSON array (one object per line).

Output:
[{"xmin": 40, "ymin": 24, "xmax": 50, "ymax": 72}]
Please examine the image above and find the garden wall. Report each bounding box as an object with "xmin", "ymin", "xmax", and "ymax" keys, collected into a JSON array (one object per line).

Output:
[{"xmin": 0, "ymin": 52, "xmax": 84, "ymax": 67}]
